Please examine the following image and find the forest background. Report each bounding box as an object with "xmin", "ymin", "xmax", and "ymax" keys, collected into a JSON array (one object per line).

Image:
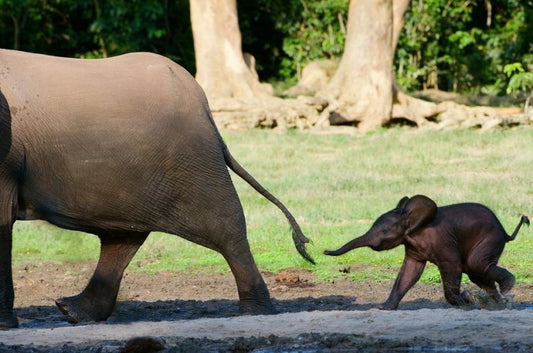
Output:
[
  {"xmin": 0, "ymin": 0, "xmax": 531, "ymax": 100},
  {"xmin": 1, "ymin": 0, "xmax": 532, "ymax": 296}
]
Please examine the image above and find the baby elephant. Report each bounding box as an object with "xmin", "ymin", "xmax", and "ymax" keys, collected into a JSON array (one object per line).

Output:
[{"xmin": 324, "ymin": 195, "xmax": 530, "ymax": 309}]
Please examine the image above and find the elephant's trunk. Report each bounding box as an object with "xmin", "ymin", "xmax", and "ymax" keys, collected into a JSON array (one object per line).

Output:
[{"xmin": 323, "ymin": 233, "xmax": 373, "ymax": 256}]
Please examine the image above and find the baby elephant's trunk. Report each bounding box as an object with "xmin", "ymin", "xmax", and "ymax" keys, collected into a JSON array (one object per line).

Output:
[
  {"xmin": 507, "ymin": 215, "xmax": 530, "ymax": 242},
  {"xmin": 323, "ymin": 233, "xmax": 371, "ymax": 256}
]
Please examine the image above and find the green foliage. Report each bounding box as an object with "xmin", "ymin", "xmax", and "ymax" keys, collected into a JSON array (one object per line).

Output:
[
  {"xmin": 504, "ymin": 63, "xmax": 533, "ymax": 95},
  {"xmin": 278, "ymin": 0, "xmax": 348, "ymax": 78},
  {"xmin": 0, "ymin": 0, "xmax": 532, "ymax": 95},
  {"xmin": 12, "ymin": 127, "xmax": 533, "ymax": 286},
  {"xmin": 0, "ymin": 0, "xmax": 195, "ymax": 72},
  {"xmin": 0, "ymin": 0, "xmax": 92, "ymax": 55},
  {"xmin": 84, "ymin": 0, "xmax": 166, "ymax": 56},
  {"xmin": 396, "ymin": 0, "xmax": 533, "ymax": 94},
  {"xmin": 239, "ymin": 0, "xmax": 348, "ymax": 80},
  {"xmin": 237, "ymin": 0, "xmax": 297, "ymax": 80}
]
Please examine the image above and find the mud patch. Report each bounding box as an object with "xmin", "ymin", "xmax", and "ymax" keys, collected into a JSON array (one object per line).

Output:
[{"xmin": 3, "ymin": 263, "xmax": 533, "ymax": 352}]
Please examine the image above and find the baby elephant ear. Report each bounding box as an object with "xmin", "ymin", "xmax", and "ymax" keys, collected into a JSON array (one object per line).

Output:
[
  {"xmin": 401, "ymin": 195, "xmax": 437, "ymax": 235},
  {"xmin": 396, "ymin": 196, "xmax": 410, "ymax": 209}
]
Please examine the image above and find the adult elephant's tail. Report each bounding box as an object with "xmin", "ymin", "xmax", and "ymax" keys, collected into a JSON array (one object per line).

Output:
[{"xmin": 222, "ymin": 144, "xmax": 315, "ymax": 264}]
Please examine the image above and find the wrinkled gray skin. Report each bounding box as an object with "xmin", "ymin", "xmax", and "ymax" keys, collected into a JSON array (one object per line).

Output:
[
  {"xmin": 0, "ymin": 49, "xmax": 314, "ymax": 329},
  {"xmin": 324, "ymin": 195, "xmax": 529, "ymax": 310}
]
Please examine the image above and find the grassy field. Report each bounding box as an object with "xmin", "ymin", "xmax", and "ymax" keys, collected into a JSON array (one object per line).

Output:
[{"xmin": 12, "ymin": 125, "xmax": 533, "ymax": 284}]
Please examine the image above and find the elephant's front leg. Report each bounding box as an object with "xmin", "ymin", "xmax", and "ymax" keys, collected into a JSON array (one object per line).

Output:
[
  {"xmin": 0, "ymin": 224, "xmax": 18, "ymax": 329},
  {"xmin": 381, "ymin": 257, "xmax": 426, "ymax": 310},
  {"xmin": 439, "ymin": 263, "xmax": 472, "ymax": 306},
  {"xmin": 56, "ymin": 232, "xmax": 148, "ymax": 322}
]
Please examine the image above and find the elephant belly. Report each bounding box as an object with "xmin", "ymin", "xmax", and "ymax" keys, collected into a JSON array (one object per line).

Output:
[
  {"xmin": 17, "ymin": 178, "xmax": 157, "ymax": 233},
  {"xmin": 16, "ymin": 140, "xmax": 235, "ymax": 236}
]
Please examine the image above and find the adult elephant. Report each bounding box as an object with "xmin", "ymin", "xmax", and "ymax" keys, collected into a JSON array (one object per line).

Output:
[{"xmin": 0, "ymin": 49, "xmax": 314, "ymax": 329}]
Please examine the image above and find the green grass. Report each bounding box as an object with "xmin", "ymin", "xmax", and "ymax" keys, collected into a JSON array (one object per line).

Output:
[{"xmin": 12, "ymin": 126, "xmax": 533, "ymax": 285}]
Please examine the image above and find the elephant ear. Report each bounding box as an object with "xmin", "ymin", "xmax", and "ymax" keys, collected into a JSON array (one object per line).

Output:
[
  {"xmin": 396, "ymin": 196, "xmax": 410, "ymax": 209},
  {"xmin": 400, "ymin": 195, "xmax": 437, "ymax": 235}
]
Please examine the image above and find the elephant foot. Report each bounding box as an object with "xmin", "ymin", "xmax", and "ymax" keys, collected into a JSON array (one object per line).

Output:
[
  {"xmin": 499, "ymin": 275, "xmax": 515, "ymax": 294},
  {"xmin": 444, "ymin": 290, "xmax": 474, "ymax": 307},
  {"xmin": 379, "ymin": 300, "xmax": 399, "ymax": 310},
  {"xmin": 239, "ymin": 298, "xmax": 276, "ymax": 315},
  {"xmin": 0, "ymin": 314, "xmax": 19, "ymax": 329},
  {"xmin": 460, "ymin": 290, "xmax": 475, "ymax": 305},
  {"xmin": 55, "ymin": 294, "xmax": 114, "ymax": 323}
]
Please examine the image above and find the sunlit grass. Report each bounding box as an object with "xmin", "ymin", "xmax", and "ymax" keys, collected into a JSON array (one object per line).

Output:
[
  {"xmin": 13, "ymin": 221, "xmax": 99, "ymax": 264},
  {"xmin": 12, "ymin": 125, "xmax": 533, "ymax": 285}
]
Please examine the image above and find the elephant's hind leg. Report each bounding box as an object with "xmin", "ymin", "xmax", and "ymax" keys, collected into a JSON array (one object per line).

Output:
[
  {"xmin": 211, "ymin": 210, "xmax": 275, "ymax": 314},
  {"xmin": 488, "ymin": 265, "xmax": 515, "ymax": 295},
  {"xmin": 182, "ymin": 219, "xmax": 275, "ymax": 315},
  {"xmin": 162, "ymin": 163, "xmax": 276, "ymax": 315},
  {"xmin": 467, "ymin": 273, "xmax": 502, "ymax": 302},
  {"xmin": 467, "ymin": 243, "xmax": 515, "ymax": 300},
  {"xmin": 174, "ymin": 225, "xmax": 274, "ymax": 315},
  {"xmin": 221, "ymin": 248, "xmax": 275, "ymax": 315},
  {"xmin": 55, "ymin": 232, "xmax": 148, "ymax": 322}
]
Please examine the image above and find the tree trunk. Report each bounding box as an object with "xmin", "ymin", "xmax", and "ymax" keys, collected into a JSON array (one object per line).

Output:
[
  {"xmin": 326, "ymin": 0, "xmax": 394, "ymax": 131},
  {"xmin": 189, "ymin": 0, "xmax": 271, "ymax": 100},
  {"xmin": 323, "ymin": 0, "xmax": 441, "ymax": 130},
  {"xmin": 391, "ymin": 0, "xmax": 439, "ymax": 126}
]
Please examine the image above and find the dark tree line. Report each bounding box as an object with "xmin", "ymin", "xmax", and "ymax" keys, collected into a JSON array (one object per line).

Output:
[
  {"xmin": 0, "ymin": 1, "xmax": 195, "ymax": 70},
  {"xmin": 0, "ymin": 0, "xmax": 531, "ymax": 97}
]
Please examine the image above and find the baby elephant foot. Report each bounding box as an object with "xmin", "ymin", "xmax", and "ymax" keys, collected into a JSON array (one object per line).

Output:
[
  {"xmin": 499, "ymin": 274, "xmax": 515, "ymax": 294},
  {"xmin": 55, "ymin": 294, "xmax": 114, "ymax": 323},
  {"xmin": 0, "ymin": 314, "xmax": 19, "ymax": 329},
  {"xmin": 460, "ymin": 290, "xmax": 475, "ymax": 305},
  {"xmin": 379, "ymin": 300, "xmax": 399, "ymax": 310},
  {"xmin": 239, "ymin": 298, "xmax": 276, "ymax": 315}
]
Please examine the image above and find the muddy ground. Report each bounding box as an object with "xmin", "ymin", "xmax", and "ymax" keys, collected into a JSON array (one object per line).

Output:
[{"xmin": 1, "ymin": 262, "xmax": 533, "ymax": 352}]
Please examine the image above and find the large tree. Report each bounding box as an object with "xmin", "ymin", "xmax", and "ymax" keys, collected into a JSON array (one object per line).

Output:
[
  {"xmin": 189, "ymin": 0, "xmax": 271, "ymax": 100},
  {"xmin": 325, "ymin": 0, "xmax": 438, "ymax": 130},
  {"xmin": 326, "ymin": 0, "xmax": 394, "ymax": 131}
]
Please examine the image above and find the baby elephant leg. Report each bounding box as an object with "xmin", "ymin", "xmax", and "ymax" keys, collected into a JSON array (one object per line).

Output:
[
  {"xmin": 440, "ymin": 265, "xmax": 473, "ymax": 306},
  {"xmin": 467, "ymin": 265, "xmax": 515, "ymax": 303},
  {"xmin": 467, "ymin": 273, "xmax": 501, "ymax": 302},
  {"xmin": 467, "ymin": 243, "xmax": 515, "ymax": 300},
  {"xmin": 487, "ymin": 265, "xmax": 515, "ymax": 294}
]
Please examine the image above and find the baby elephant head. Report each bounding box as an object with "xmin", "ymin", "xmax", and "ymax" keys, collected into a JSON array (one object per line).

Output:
[{"xmin": 324, "ymin": 195, "xmax": 437, "ymax": 255}]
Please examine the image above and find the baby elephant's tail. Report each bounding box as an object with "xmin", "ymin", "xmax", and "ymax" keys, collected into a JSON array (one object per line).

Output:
[{"xmin": 507, "ymin": 215, "xmax": 530, "ymax": 242}]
